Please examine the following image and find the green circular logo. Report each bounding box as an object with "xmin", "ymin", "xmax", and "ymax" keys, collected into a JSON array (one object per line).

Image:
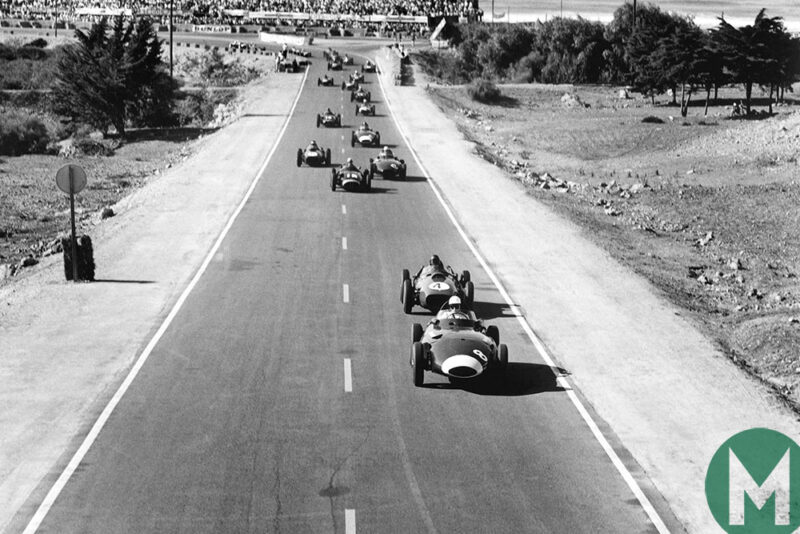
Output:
[{"xmin": 706, "ymin": 428, "xmax": 800, "ymax": 533}]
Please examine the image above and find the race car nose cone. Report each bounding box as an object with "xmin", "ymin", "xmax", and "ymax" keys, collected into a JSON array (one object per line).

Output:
[{"xmin": 441, "ymin": 354, "xmax": 483, "ymax": 378}]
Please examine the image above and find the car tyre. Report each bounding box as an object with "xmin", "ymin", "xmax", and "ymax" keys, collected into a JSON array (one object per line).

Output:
[
  {"xmin": 486, "ymin": 325, "xmax": 500, "ymax": 346},
  {"xmin": 367, "ymin": 91, "xmax": 371, "ymax": 102},
  {"xmin": 375, "ymin": 132, "xmax": 381, "ymax": 145},
  {"xmin": 461, "ymin": 270, "xmax": 471, "ymax": 284},
  {"xmin": 325, "ymin": 148, "xmax": 331, "ymax": 166},
  {"xmin": 465, "ymin": 281, "xmax": 475, "ymax": 306},
  {"xmin": 412, "ymin": 342, "xmax": 425, "ymax": 387},
  {"xmin": 351, "ymin": 132, "xmax": 355, "ymax": 147},
  {"xmin": 402, "ymin": 279, "xmax": 413, "ymax": 314},
  {"xmin": 316, "ymin": 114, "xmax": 321, "ymax": 128},
  {"xmin": 296, "ymin": 148, "xmax": 302, "ymax": 167},
  {"xmin": 412, "ymin": 323, "xmax": 424, "ymax": 343},
  {"xmin": 402, "ymin": 268, "xmax": 410, "ymax": 284},
  {"xmin": 498, "ymin": 344, "xmax": 508, "ymax": 367},
  {"xmin": 336, "ymin": 114, "xmax": 341, "ymax": 127},
  {"xmin": 354, "ymin": 105, "xmax": 359, "ymax": 115},
  {"xmin": 330, "ymin": 169, "xmax": 337, "ymax": 191}
]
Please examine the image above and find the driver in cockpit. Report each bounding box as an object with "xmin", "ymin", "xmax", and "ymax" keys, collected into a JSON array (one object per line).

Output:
[
  {"xmin": 379, "ymin": 146, "xmax": 394, "ymax": 159},
  {"xmin": 342, "ymin": 157, "xmax": 358, "ymax": 171},
  {"xmin": 359, "ymin": 121, "xmax": 370, "ymax": 131}
]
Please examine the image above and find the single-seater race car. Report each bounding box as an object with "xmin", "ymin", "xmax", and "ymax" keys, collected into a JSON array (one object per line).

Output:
[
  {"xmin": 317, "ymin": 109, "xmax": 342, "ymax": 128},
  {"xmin": 363, "ymin": 59, "xmax": 378, "ymax": 73},
  {"xmin": 341, "ymin": 78, "xmax": 359, "ymax": 91},
  {"xmin": 327, "ymin": 56, "xmax": 343, "ymax": 70},
  {"xmin": 401, "ymin": 255, "xmax": 474, "ymax": 314},
  {"xmin": 351, "ymin": 122, "xmax": 380, "ymax": 147},
  {"xmin": 350, "ymin": 86, "xmax": 371, "ymax": 103},
  {"xmin": 370, "ymin": 146, "xmax": 406, "ymax": 179},
  {"xmin": 410, "ymin": 297, "xmax": 508, "ymax": 386},
  {"xmin": 297, "ymin": 141, "xmax": 331, "ymax": 167},
  {"xmin": 350, "ymin": 70, "xmax": 365, "ymax": 83},
  {"xmin": 277, "ymin": 57, "xmax": 300, "ymax": 72},
  {"xmin": 330, "ymin": 158, "xmax": 372, "ymax": 192},
  {"xmin": 342, "ymin": 53, "xmax": 354, "ymax": 65},
  {"xmin": 318, "ymin": 74, "xmax": 335, "ymax": 86},
  {"xmin": 354, "ymin": 101, "xmax": 376, "ymax": 116}
]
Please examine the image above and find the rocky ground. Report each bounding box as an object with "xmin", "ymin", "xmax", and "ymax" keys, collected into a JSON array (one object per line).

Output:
[{"xmin": 424, "ymin": 80, "xmax": 800, "ymax": 408}]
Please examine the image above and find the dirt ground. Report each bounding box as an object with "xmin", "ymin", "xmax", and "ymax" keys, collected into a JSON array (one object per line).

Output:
[
  {"xmin": 0, "ymin": 33, "xmax": 276, "ymax": 280},
  {"xmin": 424, "ymin": 80, "xmax": 800, "ymax": 408}
]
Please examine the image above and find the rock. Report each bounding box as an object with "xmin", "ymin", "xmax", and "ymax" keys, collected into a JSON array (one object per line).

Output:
[
  {"xmin": 560, "ymin": 93, "xmax": 584, "ymax": 108},
  {"xmin": 618, "ymin": 88, "xmax": 629, "ymax": 99},
  {"xmin": 728, "ymin": 258, "xmax": 743, "ymax": 270},
  {"xmin": 20, "ymin": 256, "xmax": 38, "ymax": 268},
  {"xmin": 0, "ymin": 264, "xmax": 10, "ymax": 280},
  {"xmin": 604, "ymin": 206, "xmax": 621, "ymax": 216},
  {"xmin": 696, "ymin": 231, "xmax": 714, "ymax": 247},
  {"xmin": 697, "ymin": 274, "xmax": 712, "ymax": 285},
  {"xmin": 629, "ymin": 183, "xmax": 646, "ymax": 194},
  {"xmin": 101, "ymin": 207, "xmax": 115, "ymax": 219},
  {"xmin": 790, "ymin": 317, "xmax": 799, "ymax": 324}
]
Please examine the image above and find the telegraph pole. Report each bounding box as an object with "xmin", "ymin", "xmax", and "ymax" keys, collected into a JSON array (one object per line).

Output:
[{"xmin": 169, "ymin": 0, "xmax": 174, "ymax": 80}]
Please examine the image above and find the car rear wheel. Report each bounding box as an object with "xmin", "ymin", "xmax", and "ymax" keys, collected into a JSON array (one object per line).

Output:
[
  {"xmin": 486, "ymin": 325, "xmax": 500, "ymax": 345},
  {"xmin": 401, "ymin": 268, "xmax": 410, "ymax": 285},
  {"xmin": 498, "ymin": 344, "xmax": 508, "ymax": 367},
  {"xmin": 296, "ymin": 149, "xmax": 302, "ymax": 167},
  {"xmin": 365, "ymin": 173, "xmax": 372, "ymax": 192},
  {"xmin": 461, "ymin": 270, "xmax": 471, "ymax": 284},
  {"xmin": 354, "ymin": 105, "xmax": 359, "ymax": 115},
  {"xmin": 325, "ymin": 148, "xmax": 331, "ymax": 166},
  {"xmin": 412, "ymin": 323, "xmax": 423, "ymax": 343},
  {"xmin": 402, "ymin": 279, "xmax": 413, "ymax": 314},
  {"xmin": 375, "ymin": 133, "xmax": 381, "ymax": 145},
  {"xmin": 465, "ymin": 281, "xmax": 475, "ymax": 306},
  {"xmin": 330, "ymin": 170, "xmax": 337, "ymax": 192},
  {"xmin": 351, "ymin": 132, "xmax": 355, "ymax": 147},
  {"xmin": 316, "ymin": 114, "xmax": 320, "ymax": 128},
  {"xmin": 412, "ymin": 342, "xmax": 425, "ymax": 387}
]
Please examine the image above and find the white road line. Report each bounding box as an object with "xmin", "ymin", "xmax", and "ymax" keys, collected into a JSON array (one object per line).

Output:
[
  {"xmin": 376, "ymin": 58, "xmax": 671, "ymax": 534},
  {"xmin": 342, "ymin": 237, "xmax": 348, "ymax": 250},
  {"xmin": 341, "ymin": 204, "xmax": 347, "ymax": 215},
  {"xmin": 21, "ymin": 63, "xmax": 313, "ymax": 534},
  {"xmin": 344, "ymin": 359, "xmax": 353, "ymax": 392},
  {"xmin": 345, "ymin": 508, "xmax": 356, "ymax": 534},
  {"xmin": 343, "ymin": 283, "xmax": 350, "ymax": 303}
]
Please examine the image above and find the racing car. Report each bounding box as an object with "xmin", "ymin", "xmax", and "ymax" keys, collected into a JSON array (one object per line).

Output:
[
  {"xmin": 317, "ymin": 110, "xmax": 342, "ymax": 128},
  {"xmin": 350, "ymin": 86, "xmax": 371, "ymax": 103},
  {"xmin": 342, "ymin": 53, "xmax": 354, "ymax": 65},
  {"xmin": 341, "ymin": 78, "xmax": 359, "ymax": 91},
  {"xmin": 370, "ymin": 147, "xmax": 406, "ymax": 179},
  {"xmin": 401, "ymin": 255, "xmax": 474, "ymax": 314},
  {"xmin": 363, "ymin": 60, "xmax": 378, "ymax": 73},
  {"xmin": 327, "ymin": 56, "xmax": 343, "ymax": 70},
  {"xmin": 350, "ymin": 70, "xmax": 365, "ymax": 83},
  {"xmin": 351, "ymin": 122, "xmax": 380, "ymax": 147},
  {"xmin": 277, "ymin": 57, "xmax": 300, "ymax": 72},
  {"xmin": 296, "ymin": 142, "xmax": 331, "ymax": 167},
  {"xmin": 410, "ymin": 297, "xmax": 508, "ymax": 386},
  {"xmin": 318, "ymin": 75, "xmax": 335, "ymax": 86},
  {"xmin": 354, "ymin": 102, "xmax": 376, "ymax": 116},
  {"xmin": 330, "ymin": 159, "xmax": 372, "ymax": 192}
]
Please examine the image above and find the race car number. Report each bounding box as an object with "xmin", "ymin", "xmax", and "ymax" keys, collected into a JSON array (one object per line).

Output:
[
  {"xmin": 428, "ymin": 282, "xmax": 450, "ymax": 291},
  {"xmin": 473, "ymin": 349, "xmax": 488, "ymax": 362}
]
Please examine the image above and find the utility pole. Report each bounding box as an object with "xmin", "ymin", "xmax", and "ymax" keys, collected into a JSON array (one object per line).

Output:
[
  {"xmin": 54, "ymin": 0, "xmax": 58, "ymax": 37},
  {"xmin": 632, "ymin": 0, "xmax": 637, "ymax": 28},
  {"xmin": 169, "ymin": 0, "xmax": 174, "ymax": 80}
]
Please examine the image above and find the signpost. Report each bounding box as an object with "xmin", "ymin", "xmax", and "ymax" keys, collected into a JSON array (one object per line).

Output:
[{"xmin": 55, "ymin": 164, "xmax": 87, "ymax": 282}]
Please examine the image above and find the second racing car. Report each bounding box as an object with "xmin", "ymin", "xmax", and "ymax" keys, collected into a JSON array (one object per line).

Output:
[{"xmin": 401, "ymin": 255, "xmax": 474, "ymax": 313}]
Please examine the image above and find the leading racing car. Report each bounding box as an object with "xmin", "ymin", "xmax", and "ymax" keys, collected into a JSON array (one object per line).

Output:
[
  {"xmin": 370, "ymin": 146, "xmax": 406, "ymax": 179},
  {"xmin": 351, "ymin": 122, "xmax": 380, "ymax": 147},
  {"xmin": 401, "ymin": 255, "xmax": 474, "ymax": 313},
  {"xmin": 410, "ymin": 297, "xmax": 508, "ymax": 386},
  {"xmin": 330, "ymin": 158, "xmax": 373, "ymax": 192}
]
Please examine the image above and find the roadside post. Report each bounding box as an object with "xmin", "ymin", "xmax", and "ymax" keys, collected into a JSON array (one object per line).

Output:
[{"xmin": 55, "ymin": 164, "xmax": 87, "ymax": 282}]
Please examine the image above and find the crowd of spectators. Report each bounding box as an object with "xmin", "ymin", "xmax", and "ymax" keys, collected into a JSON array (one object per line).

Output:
[{"xmin": 0, "ymin": 0, "xmax": 482, "ymax": 24}]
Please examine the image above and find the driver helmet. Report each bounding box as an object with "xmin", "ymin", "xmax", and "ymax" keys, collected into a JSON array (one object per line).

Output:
[
  {"xmin": 326, "ymin": 108, "xmax": 333, "ymax": 114},
  {"xmin": 447, "ymin": 296, "xmax": 461, "ymax": 310},
  {"xmin": 361, "ymin": 121, "xmax": 369, "ymax": 129},
  {"xmin": 346, "ymin": 157, "xmax": 354, "ymax": 167},
  {"xmin": 382, "ymin": 146, "xmax": 393, "ymax": 157},
  {"xmin": 310, "ymin": 140, "xmax": 318, "ymax": 147},
  {"xmin": 430, "ymin": 254, "xmax": 442, "ymax": 267}
]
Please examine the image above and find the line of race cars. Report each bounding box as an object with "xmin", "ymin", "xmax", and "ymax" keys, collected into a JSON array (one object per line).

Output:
[
  {"xmin": 301, "ymin": 51, "xmax": 508, "ymax": 386},
  {"xmin": 299, "ymin": 52, "xmax": 405, "ymax": 192}
]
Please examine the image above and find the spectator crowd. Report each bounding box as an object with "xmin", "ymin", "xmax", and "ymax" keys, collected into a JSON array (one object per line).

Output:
[{"xmin": 0, "ymin": 0, "xmax": 482, "ymax": 24}]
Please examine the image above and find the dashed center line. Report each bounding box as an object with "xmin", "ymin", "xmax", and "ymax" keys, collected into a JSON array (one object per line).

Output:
[
  {"xmin": 341, "ymin": 204, "xmax": 347, "ymax": 215},
  {"xmin": 345, "ymin": 509, "xmax": 356, "ymax": 534},
  {"xmin": 343, "ymin": 284, "xmax": 350, "ymax": 303},
  {"xmin": 344, "ymin": 359, "xmax": 353, "ymax": 392},
  {"xmin": 342, "ymin": 237, "xmax": 348, "ymax": 250}
]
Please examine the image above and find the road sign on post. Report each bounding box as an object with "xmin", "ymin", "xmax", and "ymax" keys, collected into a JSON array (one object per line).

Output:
[{"xmin": 55, "ymin": 164, "xmax": 87, "ymax": 282}]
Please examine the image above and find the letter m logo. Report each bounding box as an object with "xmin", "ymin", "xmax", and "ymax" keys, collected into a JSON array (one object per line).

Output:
[{"xmin": 729, "ymin": 448, "xmax": 791, "ymax": 525}]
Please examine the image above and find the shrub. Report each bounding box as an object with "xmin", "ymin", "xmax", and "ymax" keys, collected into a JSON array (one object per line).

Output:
[
  {"xmin": 173, "ymin": 88, "xmax": 236, "ymax": 127},
  {"xmin": 641, "ymin": 115, "xmax": 665, "ymax": 123},
  {"xmin": 468, "ymin": 79, "xmax": 501, "ymax": 103},
  {"xmin": 0, "ymin": 110, "xmax": 51, "ymax": 156}
]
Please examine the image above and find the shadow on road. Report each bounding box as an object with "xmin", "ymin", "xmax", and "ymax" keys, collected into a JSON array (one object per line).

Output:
[
  {"xmin": 424, "ymin": 363, "xmax": 568, "ymax": 396},
  {"xmin": 472, "ymin": 300, "xmax": 518, "ymax": 320}
]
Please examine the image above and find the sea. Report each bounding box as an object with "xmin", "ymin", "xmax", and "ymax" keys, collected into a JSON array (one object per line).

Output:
[{"xmin": 485, "ymin": 1, "xmax": 800, "ymax": 31}]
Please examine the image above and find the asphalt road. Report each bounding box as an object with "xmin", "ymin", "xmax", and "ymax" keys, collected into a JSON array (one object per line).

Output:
[{"xmin": 24, "ymin": 51, "xmax": 678, "ymax": 533}]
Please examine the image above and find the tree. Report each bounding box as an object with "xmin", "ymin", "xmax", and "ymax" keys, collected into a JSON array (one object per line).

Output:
[
  {"xmin": 711, "ymin": 9, "xmax": 785, "ymax": 114},
  {"xmin": 53, "ymin": 16, "xmax": 177, "ymax": 136}
]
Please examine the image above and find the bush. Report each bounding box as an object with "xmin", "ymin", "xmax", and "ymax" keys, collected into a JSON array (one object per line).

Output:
[
  {"xmin": 468, "ymin": 79, "xmax": 501, "ymax": 103},
  {"xmin": 0, "ymin": 110, "xmax": 52, "ymax": 155},
  {"xmin": 641, "ymin": 115, "xmax": 665, "ymax": 123},
  {"xmin": 173, "ymin": 88, "xmax": 236, "ymax": 127}
]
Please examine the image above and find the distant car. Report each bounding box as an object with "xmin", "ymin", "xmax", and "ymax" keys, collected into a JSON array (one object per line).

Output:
[
  {"xmin": 350, "ymin": 70, "xmax": 365, "ymax": 83},
  {"xmin": 401, "ymin": 256, "xmax": 474, "ymax": 313},
  {"xmin": 323, "ymin": 48, "xmax": 339, "ymax": 60},
  {"xmin": 354, "ymin": 102, "xmax": 376, "ymax": 116},
  {"xmin": 350, "ymin": 86, "xmax": 371, "ymax": 103},
  {"xmin": 277, "ymin": 57, "xmax": 300, "ymax": 72},
  {"xmin": 370, "ymin": 149, "xmax": 406, "ymax": 179},
  {"xmin": 317, "ymin": 110, "xmax": 342, "ymax": 128},
  {"xmin": 290, "ymin": 46, "xmax": 311, "ymax": 57},
  {"xmin": 410, "ymin": 301, "xmax": 507, "ymax": 386},
  {"xmin": 351, "ymin": 124, "xmax": 380, "ymax": 147},
  {"xmin": 297, "ymin": 144, "xmax": 331, "ymax": 167},
  {"xmin": 342, "ymin": 54, "xmax": 354, "ymax": 65},
  {"xmin": 341, "ymin": 78, "xmax": 359, "ymax": 91},
  {"xmin": 328, "ymin": 56, "xmax": 343, "ymax": 70},
  {"xmin": 363, "ymin": 60, "xmax": 378, "ymax": 73},
  {"xmin": 330, "ymin": 163, "xmax": 372, "ymax": 192},
  {"xmin": 318, "ymin": 75, "xmax": 335, "ymax": 86}
]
